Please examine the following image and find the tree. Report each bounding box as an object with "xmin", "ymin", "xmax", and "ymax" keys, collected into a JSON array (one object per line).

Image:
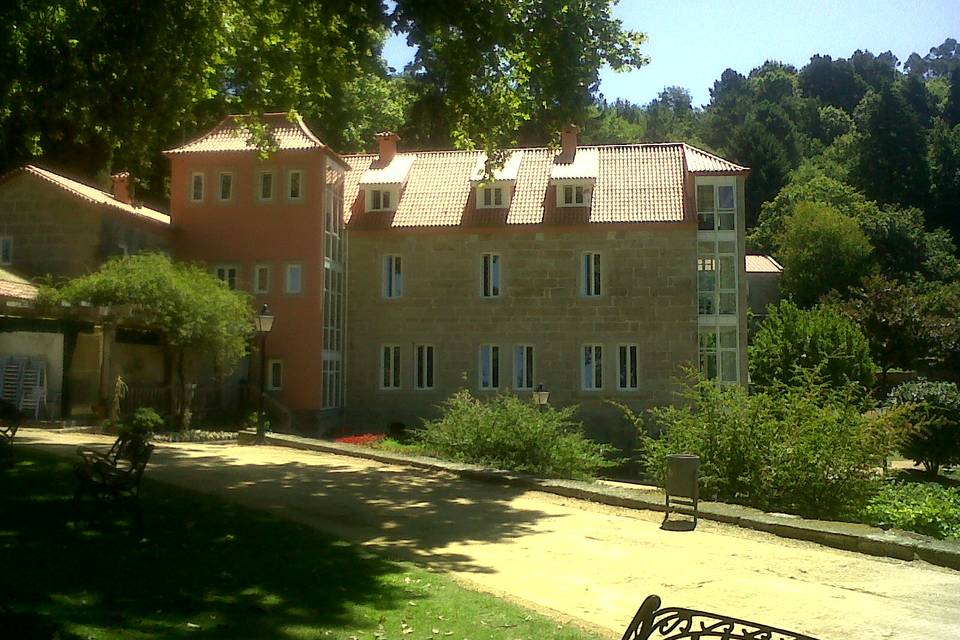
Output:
[
  {"xmin": 886, "ymin": 380, "xmax": 960, "ymax": 476},
  {"xmin": 43, "ymin": 253, "xmax": 254, "ymax": 427},
  {"xmin": 842, "ymin": 276, "xmax": 929, "ymax": 387},
  {"xmin": 799, "ymin": 54, "xmax": 866, "ymax": 113},
  {"xmin": 929, "ymin": 120, "xmax": 960, "ymax": 239},
  {"xmin": 778, "ymin": 203, "xmax": 874, "ymax": 306},
  {"xmin": 749, "ymin": 300, "xmax": 875, "ymax": 395}
]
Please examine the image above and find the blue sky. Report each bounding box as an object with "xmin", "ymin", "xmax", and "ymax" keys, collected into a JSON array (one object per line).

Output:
[{"xmin": 382, "ymin": 1, "xmax": 958, "ymax": 107}]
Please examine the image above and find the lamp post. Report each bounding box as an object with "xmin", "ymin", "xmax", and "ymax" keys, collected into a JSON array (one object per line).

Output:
[
  {"xmin": 255, "ymin": 304, "xmax": 275, "ymax": 444},
  {"xmin": 532, "ymin": 383, "xmax": 549, "ymax": 413}
]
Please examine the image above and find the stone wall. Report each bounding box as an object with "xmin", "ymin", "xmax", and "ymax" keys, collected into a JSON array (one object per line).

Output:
[{"xmin": 344, "ymin": 223, "xmax": 698, "ymax": 445}]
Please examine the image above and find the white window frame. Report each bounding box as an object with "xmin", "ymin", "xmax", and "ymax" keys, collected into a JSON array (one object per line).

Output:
[
  {"xmin": 368, "ymin": 187, "xmax": 396, "ymax": 212},
  {"xmin": 557, "ymin": 182, "xmax": 592, "ymax": 207},
  {"xmin": 0, "ymin": 236, "xmax": 13, "ymax": 265},
  {"xmin": 582, "ymin": 251, "xmax": 601, "ymax": 297},
  {"xmin": 284, "ymin": 263, "xmax": 303, "ymax": 294},
  {"xmin": 381, "ymin": 344, "xmax": 401, "ymax": 390},
  {"xmin": 697, "ymin": 181, "xmax": 737, "ymax": 232},
  {"xmin": 287, "ymin": 170, "xmax": 304, "ymax": 201},
  {"xmin": 698, "ymin": 239, "xmax": 738, "ymax": 318},
  {"xmin": 214, "ymin": 265, "xmax": 239, "ymax": 290},
  {"xmin": 414, "ymin": 344, "xmax": 435, "ymax": 390},
  {"xmin": 699, "ymin": 324, "xmax": 740, "ymax": 384},
  {"xmin": 477, "ymin": 185, "xmax": 507, "ymax": 209},
  {"xmin": 383, "ymin": 254, "xmax": 402, "ymax": 298},
  {"xmin": 481, "ymin": 253, "xmax": 502, "ymax": 298},
  {"xmin": 617, "ymin": 344, "xmax": 639, "ymax": 391},
  {"xmin": 254, "ymin": 264, "xmax": 270, "ymax": 294},
  {"xmin": 218, "ymin": 172, "xmax": 233, "ymax": 202},
  {"xmin": 581, "ymin": 344, "xmax": 603, "ymax": 391},
  {"xmin": 258, "ymin": 171, "xmax": 274, "ymax": 201},
  {"xmin": 513, "ymin": 344, "xmax": 534, "ymax": 391},
  {"xmin": 479, "ymin": 344, "xmax": 500, "ymax": 390},
  {"xmin": 190, "ymin": 173, "xmax": 204, "ymax": 202},
  {"xmin": 267, "ymin": 359, "xmax": 284, "ymax": 391}
]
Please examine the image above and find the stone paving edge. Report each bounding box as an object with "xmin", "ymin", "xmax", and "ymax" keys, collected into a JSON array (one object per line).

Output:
[{"xmin": 242, "ymin": 430, "xmax": 960, "ymax": 571}]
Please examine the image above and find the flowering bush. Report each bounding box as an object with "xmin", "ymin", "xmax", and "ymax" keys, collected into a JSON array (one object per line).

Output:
[{"xmin": 335, "ymin": 434, "xmax": 387, "ymax": 446}]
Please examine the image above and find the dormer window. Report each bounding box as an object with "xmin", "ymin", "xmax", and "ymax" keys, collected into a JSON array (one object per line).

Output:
[
  {"xmin": 368, "ymin": 187, "xmax": 397, "ymax": 212},
  {"xmin": 477, "ymin": 185, "xmax": 509, "ymax": 209},
  {"xmin": 557, "ymin": 182, "xmax": 592, "ymax": 207}
]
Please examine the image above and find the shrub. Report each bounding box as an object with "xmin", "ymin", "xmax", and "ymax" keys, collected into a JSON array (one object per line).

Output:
[
  {"xmin": 120, "ymin": 407, "xmax": 164, "ymax": 443},
  {"xmin": 886, "ymin": 380, "xmax": 960, "ymax": 475},
  {"xmin": 415, "ymin": 390, "xmax": 614, "ymax": 480},
  {"xmin": 627, "ymin": 371, "xmax": 893, "ymax": 519},
  {"xmin": 861, "ymin": 481, "xmax": 960, "ymax": 540},
  {"xmin": 749, "ymin": 300, "xmax": 876, "ymax": 395}
]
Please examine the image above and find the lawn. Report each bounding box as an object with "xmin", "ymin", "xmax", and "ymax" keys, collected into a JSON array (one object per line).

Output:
[{"xmin": 0, "ymin": 450, "xmax": 607, "ymax": 640}]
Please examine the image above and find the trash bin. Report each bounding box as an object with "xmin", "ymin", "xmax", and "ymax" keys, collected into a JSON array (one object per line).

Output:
[{"xmin": 664, "ymin": 454, "xmax": 700, "ymax": 526}]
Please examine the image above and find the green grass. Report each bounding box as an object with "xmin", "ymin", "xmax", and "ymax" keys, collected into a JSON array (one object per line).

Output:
[
  {"xmin": 373, "ymin": 437, "xmax": 432, "ymax": 456},
  {"xmin": 0, "ymin": 450, "xmax": 607, "ymax": 640}
]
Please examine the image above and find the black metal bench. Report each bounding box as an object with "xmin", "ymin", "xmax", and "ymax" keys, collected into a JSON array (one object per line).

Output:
[
  {"xmin": 74, "ymin": 436, "xmax": 154, "ymax": 527},
  {"xmin": 621, "ymin": 594, "xmax": 819, "ymax": 640}
]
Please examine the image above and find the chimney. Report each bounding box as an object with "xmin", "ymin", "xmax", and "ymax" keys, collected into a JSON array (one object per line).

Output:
[
  {"xmin": 375, "ymin": 131, "xmax": 400, "ymax": 165},
  {"xmin": 559, "ymin": 124, "xmax": 580, "ymax": 163},
  {"xmin": 111, "ymin": 171, "xmax": 133, "ymax": 205}
]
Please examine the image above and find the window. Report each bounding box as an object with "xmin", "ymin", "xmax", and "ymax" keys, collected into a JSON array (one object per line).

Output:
[
  {"xmin": 383, "ymin": 255, "xmax": 402, "ymax": 298},
  {"xmin": 254, "ymin": 265, "xmax": 270, "ymax": 294},
  {"xmin": 582, "ymin": 344, "xmax": 603, "ymax": 390},
  {"xmin": 218, "ymin": 172, "xmax": 233, "ymax": 201},
  {"xmin": 415, "ymin": 344, "xmax": 435, "ymax": 390},
  {"xmin": 698, "ymin": 240, "xmax": 737, "ymax": 316},
  {"xmin": 288, "ymin": 170, "xmax": 304, "ymax": 200},
  {"xmin": 0, "ymin": 237, "xmax": 12, "ymax": 265},
  {"xmin": 190, "ymin": 173, "xmax": 204, "ymax": 202},
  {"xmin": 478, "ymin": 186, "xmax": 505, "ymax": 208},
  {"xmin": 697, "ymin": 183, "xmax": 736, "ymax": 231},
  {"xmin": 699, "ymin": 326, "xmax": 739, "ymax": 383},
  {"xmin": 285, "ymin": 263, "xmax": 302, "ymax": 294},
  {"xmin": 381, "ymin": 345, "xmax": 401, "ymax": 389},
  {"xmin": 479, "ymin": 344, "xmax": 500, "ymax": 390},
  {"xmin": 259, "ymin": 172, "xmax": 274, "ymax": 201},
  {"xmin": 267, "ymin": 359, "xmax": 284, "ymax": 390},
  {"xmin": 215, "ymin": 265, "xmax": 238, "ymax": 290},
  {"xmin": 370, "ymin": 188, "xmax": 394, "ymax": 211},
  {"xmin": 481, "ymin": 253, "xmax": 501, "ymax": 297},
  {"xmin": 514, "ymin": 345, "xmax": 534, "ymax": 390},
  {"xmin": 559, "ymin": 183, "xmax": 589, "ymax": 207},
  {"xmin": 582, "ymin": 252, "xmax": 601, "ymax": 296},
  {"xmin": 618, "ymin": 344, "xmax": 638, "ymax": 390}
]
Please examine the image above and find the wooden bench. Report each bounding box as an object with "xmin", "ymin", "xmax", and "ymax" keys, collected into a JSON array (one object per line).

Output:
[
  {"xmin": 74, "ymin": 436, "xmax": 154, "ymax": 527},
  {"xmin": 621, "ymin": 594, "xmax": 819, "ymax": 640}
]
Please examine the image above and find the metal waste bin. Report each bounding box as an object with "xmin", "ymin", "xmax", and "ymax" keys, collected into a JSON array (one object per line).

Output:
[{"xmin": 665, "ymin": 454, "xmax": 700, "ymax": 526}]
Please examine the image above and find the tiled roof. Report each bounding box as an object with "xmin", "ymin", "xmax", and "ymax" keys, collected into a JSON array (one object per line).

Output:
[
  {"xmin": 745, "ymin": 254, "xmax": 783, "ymax": 274},
  {"xmin": 343, "ymin": 142, "xmax": 746, "ymax": 228},
  {"xmin": 0, "ymin": 267, "xmax": 38, "ymax": 301},
  {"xmin": 164, "ymin": 113, "xmax": 350, "ymax": 168},
  {"xmin": 6, "ymin": 165, "xmax": 170, "ymax": 225},
  {"xmin": 683, "ymin": 144, "xmax": 749, "ymax": 174},
  {"xmin": 360, "ymin": 154, "xmax": 416, "ymax": 185}
]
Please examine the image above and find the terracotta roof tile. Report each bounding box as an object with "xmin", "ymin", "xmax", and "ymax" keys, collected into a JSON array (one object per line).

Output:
[
  {"xmin": 164, "ymin": 114, "xmax": 350, "ymax": 169},
  {"xmin": 0, "ymin": 267, "xmax": 37, "ymax": 301},
  {"xmin": 683, "ymin": 144, "xmax": 749, "ymax": 174},
  {"xmin": 745, "ymin": 254, "xmax": 783, "ymax": 273},
  {"xmin": 8, "ymin": 165, "xmax": 170, "ymax": 225},
  {"xmin": 393, "ymin": 151, "xmax": 479, "ymax": 227},
  {"xmin": 343, "ymin": 142, "xmax": 746, "ymax": 229}
]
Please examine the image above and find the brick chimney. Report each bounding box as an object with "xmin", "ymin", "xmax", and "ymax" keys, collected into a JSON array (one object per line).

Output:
[
  {"xmin": 375, "ymin": 131, "xmax": 400, "ymax": 165},
  {"xmin": 111, "ymin": 171, "xmax": 133, "ymax": 205},
  {"xmin": 558, "ymin": 125, "xmax": 581, "ymax": 164}
]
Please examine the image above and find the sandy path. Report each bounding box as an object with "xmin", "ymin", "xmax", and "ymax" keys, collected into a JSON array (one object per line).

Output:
[{"xmin": 19, "ymin": 429, "xmax": 960, "ymax": 640}]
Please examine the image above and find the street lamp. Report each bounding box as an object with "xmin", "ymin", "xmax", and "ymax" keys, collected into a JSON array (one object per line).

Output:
[
  {"xmin": 532, "ymin": 383, "xmax": 549, "ymax": 412},
  {"xmin": 255, "ymin": 304, "xmax": 275, "ymax": 443}
]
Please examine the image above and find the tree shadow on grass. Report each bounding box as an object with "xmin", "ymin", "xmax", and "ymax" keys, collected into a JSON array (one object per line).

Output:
[{"xmin": 0, "ymin": 452, "xmax": 409, "ymax": 639}]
